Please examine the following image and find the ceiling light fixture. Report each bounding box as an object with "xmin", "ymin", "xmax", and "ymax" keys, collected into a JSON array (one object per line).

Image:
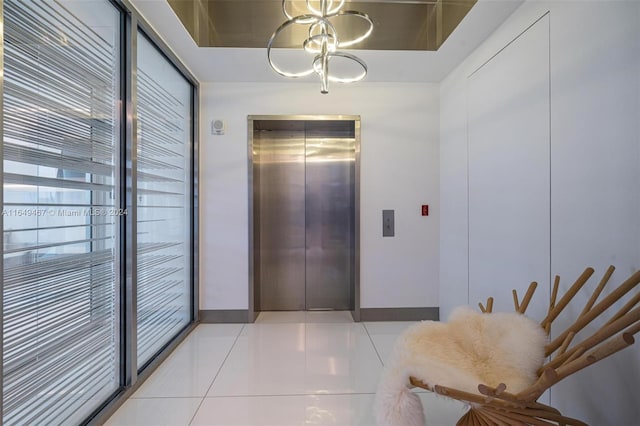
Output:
[{"xmin": 267, "ymin": 0, "xmax": 373, "ymax": 94}]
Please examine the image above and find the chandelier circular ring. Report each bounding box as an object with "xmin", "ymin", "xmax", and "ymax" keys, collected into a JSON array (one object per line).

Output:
[
  {"xmin": 329, "ymin": 11, "xmax": 374, "ymax": 48},
  {"xmin": 267, "ymin": 15, "xmax": 337, "ymax": 78},
  {"xmin": 312, "ymin": 52, "xmax": 367, "ymax": 83},
  {"xmin": 303, "ymin": 33, "xmax": 339, "ymax": 54}
]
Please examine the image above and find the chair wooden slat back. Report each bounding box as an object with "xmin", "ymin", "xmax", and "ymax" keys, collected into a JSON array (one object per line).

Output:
[{"xmin": 410, "ymin": 266, "xmax": 640, "ymax": 426}]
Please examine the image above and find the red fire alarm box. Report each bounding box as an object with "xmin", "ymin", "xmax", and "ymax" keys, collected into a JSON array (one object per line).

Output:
[{"xmin": 421, "ymin": 205, "xmax": 429, "ymax": 216}]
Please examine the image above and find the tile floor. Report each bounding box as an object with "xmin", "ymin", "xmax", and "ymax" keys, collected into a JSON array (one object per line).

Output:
[{"xmin": 105, "ymin": 311, "xmax": 466, "ymax": 426}]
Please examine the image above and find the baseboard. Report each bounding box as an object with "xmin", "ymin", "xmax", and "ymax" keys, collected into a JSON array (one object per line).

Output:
[
  {"xmin": 199, "ymin": 308, "xmax": 438, "ymax": 323},
  {"xmin": 200, "ymin": 309, "xmax": 249, "ymax": 323},
  {"xmin": 359, "ymin": 307, "xmax": 439, "ymax": 321}
]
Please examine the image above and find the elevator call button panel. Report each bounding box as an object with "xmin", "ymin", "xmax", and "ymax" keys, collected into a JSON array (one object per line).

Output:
[{"xmin": 382, "ymin": 210, "xmax": 394, "ymax": 237}]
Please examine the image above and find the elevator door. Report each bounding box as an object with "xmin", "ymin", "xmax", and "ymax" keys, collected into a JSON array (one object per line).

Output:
[{"xmin": 253, "ymin": 119, "xmax": 356, "ymax": 311}]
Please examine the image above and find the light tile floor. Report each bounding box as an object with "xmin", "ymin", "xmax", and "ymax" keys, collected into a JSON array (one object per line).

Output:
[{"xmin": 105, "ymin": 312, "xmax": 466, "ymax": 426}]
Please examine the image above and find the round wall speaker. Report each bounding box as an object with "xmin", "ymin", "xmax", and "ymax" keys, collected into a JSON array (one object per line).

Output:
[{"xmin": 212, "ymin": 119, "xmax": 225, "ymax": 135}]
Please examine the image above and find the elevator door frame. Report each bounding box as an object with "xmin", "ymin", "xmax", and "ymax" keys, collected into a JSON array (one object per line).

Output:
[{"xmin": 247, "ymin": 115, "xmax": 361, "ymax": 322}]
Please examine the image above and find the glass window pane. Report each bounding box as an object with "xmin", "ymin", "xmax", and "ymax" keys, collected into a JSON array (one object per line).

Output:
[
  {"xmin": 136, "ymin": 33, "xmax": 192, "ymax": 368},
  {"xmin": 2, "ymin": 0, "xmax": 121, "ymax": 424}
]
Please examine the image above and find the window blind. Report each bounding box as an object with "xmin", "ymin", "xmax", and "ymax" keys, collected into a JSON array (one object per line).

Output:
[
  {"xmin": 2, "ymin": 0, "xmax": 121, "ymax": 424},
  {"xmin": 136, "ymin": 33, "xmax": 192, "ymax": 368}
]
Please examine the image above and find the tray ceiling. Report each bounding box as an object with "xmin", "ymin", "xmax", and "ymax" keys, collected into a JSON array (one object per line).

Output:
[{"xmin": 168, "ymin": 0, "xmax": 477, "ymax": 51}]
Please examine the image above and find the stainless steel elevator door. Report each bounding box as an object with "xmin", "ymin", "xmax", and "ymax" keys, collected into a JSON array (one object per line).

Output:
[
  {"xmin": 305, "ymin": 123, "xmax": 355, "ymax": 310},
  {"xmin": 255, "ymin": 126, "xmax": 306, "ymax": 310},
  {"xmin": 253, "ymin": 120, "xmax": 355, "ymax": 311}
]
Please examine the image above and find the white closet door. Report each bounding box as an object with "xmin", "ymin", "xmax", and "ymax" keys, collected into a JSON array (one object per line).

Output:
[{"xmin": 467, "ymin": 15, "xmax": 550, "ymax": 321}]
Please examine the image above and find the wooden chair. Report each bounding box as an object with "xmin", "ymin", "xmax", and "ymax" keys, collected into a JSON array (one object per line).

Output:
[{"xmin": 409, "ymin": 266, "xmax": 640, "ymax": 426}]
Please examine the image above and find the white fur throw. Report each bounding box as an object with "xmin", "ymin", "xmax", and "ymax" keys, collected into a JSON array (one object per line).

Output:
[{"xmin": 374, "ymin": 306, "xmax": 547, "ymax": 426}]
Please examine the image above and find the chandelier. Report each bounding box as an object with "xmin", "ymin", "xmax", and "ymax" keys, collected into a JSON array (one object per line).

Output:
[{"xmin": 267, "ymin": 0, "xmax": 374, "ymax": 94}]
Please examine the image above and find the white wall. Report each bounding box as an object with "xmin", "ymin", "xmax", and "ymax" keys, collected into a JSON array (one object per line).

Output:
[
  {"xmin": 440, "ymin": 1, "xmax": 640, "ymax": 424},
  {"xmin": 200, "ymin": 82, "xmax": 440, "ymax": 311},
  {"xmin": 467, "ymin": 15, "xmax": 550, "ymax": 321}
]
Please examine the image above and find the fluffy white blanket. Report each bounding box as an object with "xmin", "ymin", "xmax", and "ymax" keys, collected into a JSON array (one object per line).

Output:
[{"xmin": 374, "ymin": 307, "xmax": 547, "ymax": 426}]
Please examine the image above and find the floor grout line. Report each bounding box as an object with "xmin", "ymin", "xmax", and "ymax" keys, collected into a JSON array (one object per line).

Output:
[
  {"xmin": 187, "ymin": 323, "xmax": 246, "ymax": 425},
  {"xmin": 198, "ymin": 391, "xmax": 378, "ymax": 399},
  {"xmin": 126, "ymin": 396, "xmax": 204, "ymax": 400},
  {"xmin": 362, "ymin": 322, "xmax": 386, "ymax": 367}
]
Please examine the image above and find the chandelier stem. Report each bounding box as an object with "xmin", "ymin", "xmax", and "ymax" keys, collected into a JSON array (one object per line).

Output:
[
  {"xmin": 321, "ymin": 40, "xmax": 329, "ymax": 93},
  {"xmin": 320, "ymin": 1, "xmax": 329, "ymax": 94}
]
